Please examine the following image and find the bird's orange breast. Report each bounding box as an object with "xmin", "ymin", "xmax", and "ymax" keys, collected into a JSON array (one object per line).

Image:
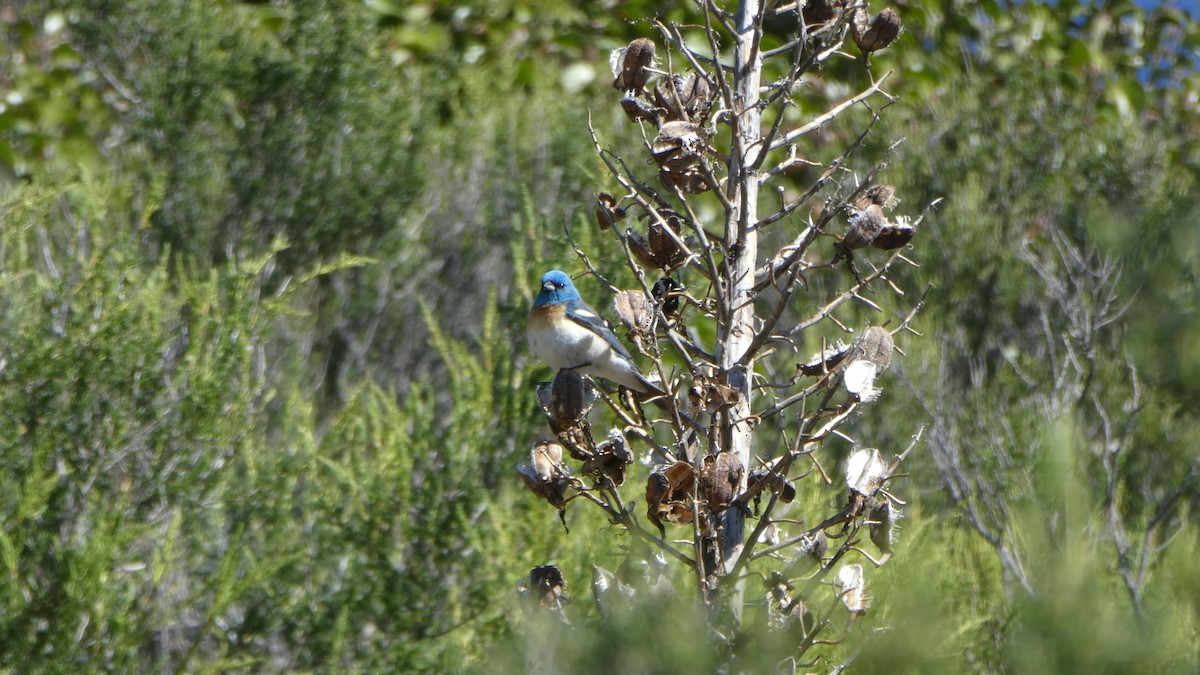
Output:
[{"xmin": 528, "ymin": 303, "xmax": 567, "ymax": 332}]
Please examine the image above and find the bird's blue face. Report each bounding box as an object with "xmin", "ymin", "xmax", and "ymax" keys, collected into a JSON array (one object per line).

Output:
[{"xmin": 535, "ymin": 270, "xmax": 581, "ymax": 306}]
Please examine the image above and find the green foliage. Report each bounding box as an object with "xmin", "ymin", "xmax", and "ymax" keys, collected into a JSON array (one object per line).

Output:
[
  {"xmin": 0, "ymin": 3, "xmax": 113, "ymax": 181},
  {"xmin": 0, "ymin": 173, "xmax": 270, "ymax": 669}
]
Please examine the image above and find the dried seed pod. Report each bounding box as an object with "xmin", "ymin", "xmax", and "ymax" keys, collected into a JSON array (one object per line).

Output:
[
  {"xmin": 858, "ymin": 326, "xmax": 894, "ymax": 371},
  {"xmin": 700, "ymin": 452, "xmax": 744, "ymax": 513},
  {"xmin": 582, "ymin": 431, "xmax": 634, "ymax": 486},
  {"xmin": 551, "ymin": 368, "xmax": 593, "ymax": 422},
  {"xmin": 518, "ymin": 564, "xmax": 569, "ymax": 611},
  {"xmin": 766, "ymin": 574, "xmax": 810, "ymax": 634},
  {"xmin": 799, "ymin": 341, "xmax": 852, "ymax": 376},
  {"xmin": 556, "ymin": 422, "xmax": 590, "ymax": 458},
  {"xmin": 842, "ymin": 203, "xmax": 886, "ymax": 249},
  {"xmin": 803, "ymin": 529, "xmax": 828, "ymax": 564},
  {"xmin": 591, "ymin": 565, "xmax": 634, "ymax": 618},
  {"xmin": 611, "ymin": 38, "xmax": 656, "ymax": 92},
  {"xmin": 614, "ymin": 290, "xmax": 653, "ymax": 336},
  {"xmin": 517, "ymin": 441, "xmax": 571, "ymax": 508},
  {"xmin": 652, "ymin": 121, "xmax": 707, "ymax": 172},
  {"xmin": 653, "ymin": 72, "xmax": 713, "ymax": 123},
  {"xmin": 802, "ymin": 0, "xmax": 841, "ymax": 28},
  {"xmin": 627, "ymin": 231, "xmax": 660, "ymax": 269},
  {"xmin": 851, "ymin": 7, "xmax": 902, "ymax": 54},
  {"xmin": 557, "ymin": 424, "xmax": 593, "ymax": 461},
  {"xmin": 854, "ymin": 184, "xmax": 899, "ymax": 210},
  {"xmin": 647, "ymin": 461, "xmax": 697, "ymax": 529},
  {"xmin": 536, "ymin": 370, "xmax": 596, "ymax": 438},
  {"xmin": 837, "ymin": 563, "xmax": 871, "ymax": 614},
  {"xmin": 748, "ymin": 469, "xmax": 796, "ymax": 504},
  {"xmin": 843, "ymin": 359, "xmax": 880, "ymax": 401},
  {"xmin": 647, "ymin": 210, "xmax": 687, "ymax": 269},
  {"xmin": 531, "ymin": 440, "xmax": 564, "ymax": 479},
  {"xmin": 619, "ymin": 95, "xmax": 658, "ymax": 123},
  {"xmin": 869, "ymin": 500, "xmax": 900, "ymax": 553},
  {"xmin": 688, "ymin": 375, "xmax": 740, "ymax": 413},
  {"xmin": 651, "ymin": 277, "xmax": 683, "ymax": 323},
  {"xmin": 595, "ymin": 192, "xmax": 626, "ymax": 231},
  {"xmin": 660, "ymin": 166, "xmax": 710, "ymax": 194},
  {"xmin": 845, "ymin": 447, "xmax": 889, "ymax": 497},
  {"xmin": 872, "ymin": 215, "xmax": 916, "ymax": 250}
]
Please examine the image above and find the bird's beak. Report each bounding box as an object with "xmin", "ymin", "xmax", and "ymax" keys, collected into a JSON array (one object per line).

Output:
[{"xmin": 542, "ymin": 282, "xmax": 555, "ymax": 294}]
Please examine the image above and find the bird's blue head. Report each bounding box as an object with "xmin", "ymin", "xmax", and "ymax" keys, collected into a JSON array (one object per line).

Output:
[{"xmin": 534, "ymin": 269, "xmax": 582, "ymax": 307}]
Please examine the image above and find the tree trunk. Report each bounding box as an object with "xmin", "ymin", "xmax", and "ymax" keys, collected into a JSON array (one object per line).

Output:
[{"xmin": 716, "ymin": 0, "xmax": 762, "ymax": 625}]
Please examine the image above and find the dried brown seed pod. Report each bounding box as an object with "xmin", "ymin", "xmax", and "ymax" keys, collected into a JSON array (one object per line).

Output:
[
  {"xmin": 701, "ymin": 452, "xmax": 744, "ymax": 513},
  {"xmin": 858, "ymin": 326, "xmax": 894, "ymax": 371},
  {"xmin": 595, "ymin": 192, "xmax": 626, "ymax": 231},
  {"xmin": 653, "ymin": 72, "xmax": 713, "ymax": 123},
  {"xmin": 626, "ymin": 231, "xmax": 660, "ymax": 269},
  {"xmin": 748, "ymin": 469, "xmax": 796, "ymax": 504},
  {"xmin": 536, "ymin": 370, "xmax": 596, "ymax": 438},
  {"xmin": 524, "ymin": 564, "xmax": 569, "ymax": 610},
  {"xmin": 806, "ymin": 529, "xmax": 829, "ymax": 563},
  {"xmin": 612, "ymin": 38, "xmax": 656, "ymax": 92},
  {"xmin": 651, "ymin": 277, "xmax": 683, "ymax": 323},
  {"xmin": 842, "ymin": 203, "xmax": 886, "ymax": 249},
  {"xmin": 582, "ymin": 431, "xmax": 634, "ymax": 486},
  {"xmin": 619, "ymin": 95, "xmax": 658, "ymax": 123},
  {"xmin": 799, "ymin": 341, "xmax": 852, "ymax": 376},
  {"xmin": 660, "ymin": 166, "xmax": 710, "ymax": 194},
  {"xmin": 647, "ymin": 210, "xmax": 687, "ymax": 269},
  {"xmin": 851, "ymin": 7, "xmax": 902, "ymax": 54},
  {"xmin": 688, "ymin": 375, "xmax": 740, "ymax": 413},
  {"xmin": 517, "ymin": 441, "xmax": 571, "ymax": 508},
  {"xmin": 557, "ymin": 425, "xmax": 592, "ymax": 461},
  {"xmin": 854, "ymin": 184, "xmax": 899, "ymax": 210},
  {"xmin": 652, "ymin": 121, "xmax": 707, "ymax": 172},
  {"xmin": 614, "ymin": 290, "xmax": 653, "ymax": 336},
  {"xmin": 647, "ymin": 461, "xmax": 697, "ymax": 528},
  {"xmin": 869, "ymin": 500, "xmax": 899, "ymax": 553},
  {"xmin": 551, "ymin": 368, "xmax": 594, "ymax": 423},
  {"xmin": 802, "ymin": 0, "xmax": 842, "ymax": 28},
  {"xmin": 871, "ymin": 215, "xmax": 916, "ymax": 250}
]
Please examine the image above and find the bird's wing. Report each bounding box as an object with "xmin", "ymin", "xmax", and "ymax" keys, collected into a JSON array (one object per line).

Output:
[{"xmin": 565, "ymin": 301, "xmax": 636, "ymax": 361}]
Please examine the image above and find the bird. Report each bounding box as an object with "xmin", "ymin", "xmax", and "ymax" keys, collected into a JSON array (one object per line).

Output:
[{"xmin": 528, "ymin": 269, "xmax": 663, "ymax": 396}]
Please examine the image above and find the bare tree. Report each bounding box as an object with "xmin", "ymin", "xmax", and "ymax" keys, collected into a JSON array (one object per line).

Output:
[{"xmin": 520, "ymin": 0, "xmax": 936, "ymax": 666}]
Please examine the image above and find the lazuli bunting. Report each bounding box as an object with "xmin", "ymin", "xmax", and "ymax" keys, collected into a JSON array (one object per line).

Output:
[{"xmin": 529, "ymin": 270, "xmax": 663, "ymax": 395}]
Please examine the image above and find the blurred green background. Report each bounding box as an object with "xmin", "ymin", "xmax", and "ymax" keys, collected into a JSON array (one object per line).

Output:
[{"xmin": 1, "ymin": 0, "xmax": 1197, "ymax": 671}]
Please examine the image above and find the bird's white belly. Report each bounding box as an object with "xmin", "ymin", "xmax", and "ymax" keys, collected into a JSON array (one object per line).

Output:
[{"xmin": 529, "ymin": 320, "xmax": 608, "ymax": 372}]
